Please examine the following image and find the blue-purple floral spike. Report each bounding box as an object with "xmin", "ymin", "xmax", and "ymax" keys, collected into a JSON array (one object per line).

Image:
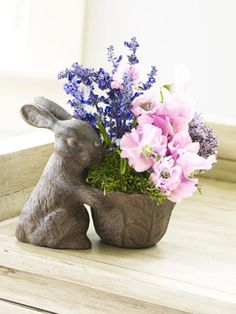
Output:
[{"xmin": 58, "ymin": 37, "xmax": 158, "ymax": 143}]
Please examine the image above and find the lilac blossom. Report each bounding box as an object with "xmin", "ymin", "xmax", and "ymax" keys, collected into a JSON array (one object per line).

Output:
[{"xmin": 189, "ymin": 113, "xmax": 218, "ymax": 158}]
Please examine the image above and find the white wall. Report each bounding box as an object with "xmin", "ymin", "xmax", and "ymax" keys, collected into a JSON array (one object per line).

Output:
[
  {"xmin": 0, "ymin": 0, "xmax": 86, "ymax": 138},
  {"xmin": 0, "ymin": 74, "xmax": 70, "ymax": 138},
  {"xmin": 27, "ymin": 0, "xmax": 86, "ymax": 74},
  {"xmin": 84, "ymin": 0, "xmax": 236, "ymax": 125}
]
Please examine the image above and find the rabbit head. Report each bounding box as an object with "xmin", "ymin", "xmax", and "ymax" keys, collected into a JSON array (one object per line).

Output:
[{"xmin": 21, "ymin": 97, "xmax": 103, "ymax": 168}]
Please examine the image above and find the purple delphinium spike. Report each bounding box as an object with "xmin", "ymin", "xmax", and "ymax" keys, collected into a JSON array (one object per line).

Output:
[
  {"xmin": 189, "ymin": 113, "xmax": 218, "ymax": 158},
  {"xmin": 142, "ymin": 66, "xmax": 158, "ymax": 90},
  {"xmin": 124, "ymin": 37, "xmax": 139, "ymax": 65},
  {"xmin": 107, "ymin": 45, "xmax": 122, "ymax": 74}
]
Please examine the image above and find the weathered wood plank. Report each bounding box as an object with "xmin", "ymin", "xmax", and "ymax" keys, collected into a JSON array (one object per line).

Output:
[
  {"xmin": 0, "ymin": 266, "xmax": 184, "ymax": 314},
  {"xmin": 0, "ymin": 144, "xmax": 53, "ymax": 220},
  {"xmin": 0, "ymin": 299, "xmax": 48, "ymax": 314},
  {"xmin": 0, "ymin": 187, "xmax": 33, "ymax": 221},
  {"xmin": 0, "ymin": 233, "xmax": 235, "ymax": 314},
  {"xmin": 0, "ymin": 143, "xmax": 53, "ymax": 196},
  {"xmin": 202, "ymin": 157, "xmax": 236, "ymax": 183},
  {"xmin": 208, "ymin": 122, "xmax": 236, "ymax": 161}
]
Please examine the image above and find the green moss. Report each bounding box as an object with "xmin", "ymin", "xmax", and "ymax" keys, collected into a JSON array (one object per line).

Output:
[{"xmin": 86, "ymin": 150, "xmax": 167, "ymax": 204}]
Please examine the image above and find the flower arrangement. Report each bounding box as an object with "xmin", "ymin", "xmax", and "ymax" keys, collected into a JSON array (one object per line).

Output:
[{"xmin": 58, "ymin": 37, "xmax": 218, "ymax": 204}]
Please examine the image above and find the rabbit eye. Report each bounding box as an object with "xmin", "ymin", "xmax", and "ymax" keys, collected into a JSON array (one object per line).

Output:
[{"xmin": 66, "ymin": 137, "xmax": 78, "ymax": 147}]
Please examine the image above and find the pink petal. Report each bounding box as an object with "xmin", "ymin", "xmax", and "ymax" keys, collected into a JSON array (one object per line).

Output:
[
  {"xmin": 177, "ymin": 153, "xmax": 213, "ymax": 178},
  {"xmin": 140, "ymin": 124, "xmax": 162, "ymax": 147},
  {"xmin": 129, "ymin": 154, "xmax": 153, "ymax": 172},
  {"xmin": 170, "ymin": 178, "xmax": 198, "ymax": 202},
  {"xmin": 137, "ymin": 114, "xmax": 154, "ymax": 125},
  {"xmin": 152, "ymin": 116, "xmax": 171, "ymax": 136},
  {"xmin": 120, "ymin": 130, "xmax": 139, "ymax": 149}
]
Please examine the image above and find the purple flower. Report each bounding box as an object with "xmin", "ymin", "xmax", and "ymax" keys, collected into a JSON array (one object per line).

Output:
[
  {"xmin": 142, "ymin": 66, "xmax": 158, "ymax": 90},
  {"xmin": 189, "ymin": 113, "xmax": 218, "ymax": 158},
  {"xmin": 107, "ymin": 45, "xmax": 122, "ymax": 74},
  {"xmin": 58, "ymin": 37, "xmax": 159, "ymax": 145},
  {"xmin": 124, "ymin": 37, "xmax": 139, "ymax": 65}
]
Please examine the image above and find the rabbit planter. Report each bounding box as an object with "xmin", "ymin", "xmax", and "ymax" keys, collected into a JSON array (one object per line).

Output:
[
  {"xmin": 16, "ymin": 97, "xmax": 175, "ymax": 250},
  {"xmin": 15, "ymin": 97, "xmax": 103, "ymax": 249}
]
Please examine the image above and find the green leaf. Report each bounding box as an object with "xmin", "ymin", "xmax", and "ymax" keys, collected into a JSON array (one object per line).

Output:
[{"xmin": 160, "ymin": 84, "xmax": 174, "ymax": 103}]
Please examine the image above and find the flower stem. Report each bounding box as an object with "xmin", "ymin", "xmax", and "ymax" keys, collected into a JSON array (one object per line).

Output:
[
  {"xmin": 160, "ymin": 87, "xmax": 164, "ymax": 103},
  {"xmin": 97, "ymin": 121, "xmax": 111, "ymax": 147},
  {"xmin": 120, "ymin": 157, "xmax": 127, "ymax": 175},
  {"xmin": 160, "ymin": 84, "xmax": 173, "ymax": 103},
  {"xmin": 132, "ymin": 117, "xmax": 137, "ymax": 128}
]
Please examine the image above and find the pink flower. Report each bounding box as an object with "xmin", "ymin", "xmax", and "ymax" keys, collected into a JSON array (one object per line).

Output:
[
  {"xmin": 138, "ymin": 109, "xmax": 174, "ymax": 137},
  {"xmin": 111, "ymin": 65, "xmax": 126, "ymax": 90},
  {"xmin": 120, "ymin": 124, "xmax": 167, "ymax": 172},
  {"xmin": 132, "ymin": 66, "xmax": 195, "ymax": 137},
  {"xmin": 111, "ymin": 78, "xmax": 123, "ymax": 90},
  {"xmin": 167, "ymin": 152, "xmax": 215, "ymax": 202},
  {"xmin": 168, "ymin": 131, "xmax": 200, "ymax": 160},
  {"xmin": 135, "ymin": 89, "xmax": 195, "ymax": 137},
  {"xmin": 120, "ymin": 67, "xmax": 216, "ymax": 202},
  {"xmin": 131, "ymin": 88, "xmax": 160, "ymax": 116},
  {"xmin": 164, "ymin": 91, "xmax": 195, "ymax": 130},
  {"xmin": 155, "ymin": 92, "xmax": 194, "ymax": 134},
  {"xmin": 169, "ymin": 178, "xmax": 198, "ymax": 203},
  {"xmin": 150, "ymin": 157, "xmax": 199, "ymax": 203},
  {"xmin": 111, "ymin": 64, "xmax": 139, "ymax": 90},
  {"xmin": 150, "ymin": 157, "xmax": 182, "ymax": 195},
  {"xmin": 177, "ymin": 152, "xmax": 214, "ymax": 178},
  {"xmin": 128, "ymin": 65, "xmax": 139, "ymax": 81},
  {"xmin": 149, "ymin": 147, "xmax": 215, "ymax": 202}
]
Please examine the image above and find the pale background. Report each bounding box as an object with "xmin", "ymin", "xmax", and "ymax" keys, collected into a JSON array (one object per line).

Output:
[{"xmin": 0, "ymin": 0, "xmax": 236, "ymax": 139}]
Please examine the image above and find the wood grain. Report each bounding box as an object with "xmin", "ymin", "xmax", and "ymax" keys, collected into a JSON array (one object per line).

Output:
[
  {"xmin": 0, "ymin": 178, "xmax": 236, "ymax": 313},
  {"xmin": 0, "ymin": 299, "xmax": 48, "ymax": 314},
  {"xmin": 0, "ymin": 144, "xmax": 53, "ymax": 221},
  {"xmin": 208, "ymin": 122, "xmax": 236, "ymax": 161},
  {"xmin": 0, "ymin": 187, "xmax": 33, "ymax": 221},
  {"xmin": 0, "ymin": 265, "xmax": 184, "ymax": 314},
  {"xmin": 202, "ymin": 157, "xmax": 236, "ymax": 183},
  {"xmin": 0, "ymin": 143, "xmax": 53, "ymax": 195}
]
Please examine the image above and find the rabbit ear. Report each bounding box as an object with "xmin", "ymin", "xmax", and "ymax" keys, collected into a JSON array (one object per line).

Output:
[
  {"xmin": 20, "ymin": 104, "xmax": 57, "ymax": 129},
  {"xmin": 34, "ymin": 97, "xmax": 72, "ymax": 120}
]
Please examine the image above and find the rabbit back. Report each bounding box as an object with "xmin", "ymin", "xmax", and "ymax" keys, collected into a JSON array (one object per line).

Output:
[{"xmin": 16, "ymin": 156, "xmax": 91, "ymax": 249}]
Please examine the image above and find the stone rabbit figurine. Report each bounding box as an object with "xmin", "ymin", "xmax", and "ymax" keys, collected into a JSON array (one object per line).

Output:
[{"xmin": 15, "ymin": 97, "xmax": 103, "ymax": 249}]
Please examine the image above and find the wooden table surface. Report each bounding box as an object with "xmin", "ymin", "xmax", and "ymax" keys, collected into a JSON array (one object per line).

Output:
[{"xmin": 0, "ymin": 178, "xmax": 236, "ymax": 314}]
